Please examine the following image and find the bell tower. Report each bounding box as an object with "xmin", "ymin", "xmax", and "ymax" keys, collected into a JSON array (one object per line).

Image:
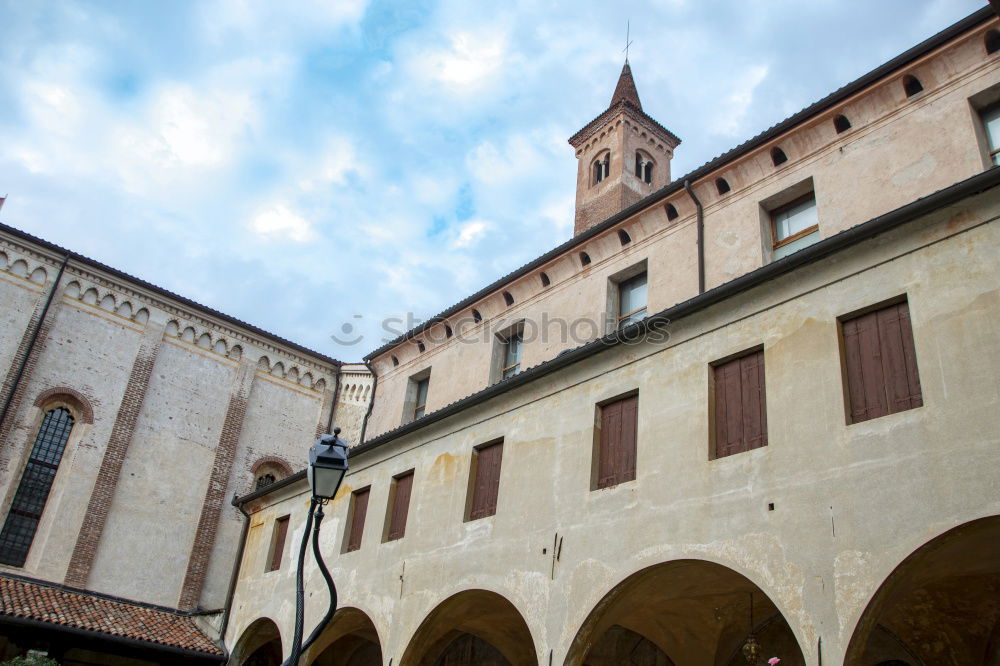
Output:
[{"xmin": 569, "ymin": 62, "xmax": 681, "ymax": 236}]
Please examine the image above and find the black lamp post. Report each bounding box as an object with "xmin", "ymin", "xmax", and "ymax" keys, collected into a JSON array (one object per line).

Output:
[{"xmin": 283, "ymin": 427, "xmax": 349, "ymax": 666}]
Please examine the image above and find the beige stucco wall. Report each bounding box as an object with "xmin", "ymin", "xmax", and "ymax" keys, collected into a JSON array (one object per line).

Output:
[
  {"xmin": 225, "ymin": 184, "xmax": 1000, "ymax": 664},
  {"xmin": 365, "ymin": 19, "xmax": 1000, "ymax": 443}
]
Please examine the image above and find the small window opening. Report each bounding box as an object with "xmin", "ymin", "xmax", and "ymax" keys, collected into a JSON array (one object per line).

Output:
[
  {"xmin": 665, "ymin": 203, "xmax": 679, "ymax": 221},
  {"xmin": 502, "ymin": 291, "xmax": 514, "ymax": 307},
  {"xmin": 471, "ymin": 309, "xmax": 482, "ymax": 323},
  {"xmin": 618, "ymin": 229, "xmax": 631, "ymax": 246},
  {"xmin": 593, "ymin": 153, "xmax": 610, "ymax": 185},
  {"xmin": 416, "ymin": 340, "xmax": 425, "ymax": 353},
  {"xmin": 903, "ymin": 74, "xmax": 923, "ymax": 97},
  {"xmin": 444, "ymin": 325, "xmax": 453, "ymax": 339},
  {"xmin": 540, "ymin": 272, "xmax": 551, "ymax": 287},
  {"xmin": 715, "ymin": 178, "xmax": 731, "ymax": 195},
  {"xmin": 391, "ymin": 356, "xmax": 399, "ymax": 367},
  {"xmin": 771, "ymin": 147, "xmax": 787, "ymax": 166},
  {"xmin": 580, "ymin": 251, "xmax": 591, "ymax": 266},
  {"xmin": 834, "ymin": 114, "xmax": 852, "ymax": 133},
  {"xmin": 643, "ymin": 162, "xmax": 652, "ymax": 184},
  {"xmin": 986, "ymin": 29, "xmax": 1000, "ymax": 55},
  {"xmin": 635, "ymin": 152, "xmax": 653, "ymax": 184},
  {"xmin": 256, "ymin": 474, "xmax": 276, "ymax": 490}
]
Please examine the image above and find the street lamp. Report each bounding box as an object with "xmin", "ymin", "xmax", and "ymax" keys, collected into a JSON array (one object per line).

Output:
[{"xmin": 283, "ymin": 428, "xmax": 349, "ymax": 666}]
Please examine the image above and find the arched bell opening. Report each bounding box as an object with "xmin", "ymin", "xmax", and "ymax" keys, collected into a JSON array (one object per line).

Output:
[
  {"xmin": 304, "ymin": 607, "xmax": 383, "ymax": 666},
  {"xmin": 845, "ymin": 515, "xmax": 1000, "ymax": 665},
  {"xmin": 565, "ymin": 559, "xmax": 805, "ymax": 666},
  {"xmin": 231, "ymin": 617, "xmax": 283, "ymax": 666},
  {"xmin": 399, "ymin": 589, "xmax": 536, "ymax": 666}
]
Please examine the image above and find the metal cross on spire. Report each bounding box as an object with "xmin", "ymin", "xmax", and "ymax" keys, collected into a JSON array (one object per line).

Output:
[{"xmin": 623, "ymin": 20, "xmax": 633, "ymax": 62}]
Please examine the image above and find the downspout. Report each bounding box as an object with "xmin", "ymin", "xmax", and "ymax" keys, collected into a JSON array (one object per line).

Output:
[
  {"xmin": 218, "ymin": 497, "xmax": 250, "ymax": 654},
  {"xmin": 683, "ymin": 180, "xmax": 705, "ymax": 294},
  {"xmin": 358, "ymin": 359, "xmax": 378, "ymax": 444},
  {"xmin": 326, "ymin": 364, "xmax": 342, "ymax": 434},
  {"xmin": 0, "ymin": 254, "xmax": 69, "ymax": 431}
]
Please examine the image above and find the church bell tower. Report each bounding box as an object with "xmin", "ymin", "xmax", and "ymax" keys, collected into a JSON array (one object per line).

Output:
[{"xmin": 568, "ymin": 62, "xmax": 681, "ymax": 236}]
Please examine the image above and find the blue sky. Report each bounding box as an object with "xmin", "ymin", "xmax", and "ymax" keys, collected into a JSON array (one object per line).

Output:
[{"xmin": 0, "ymin": 0, "xmax": 985, "ymax": 360}]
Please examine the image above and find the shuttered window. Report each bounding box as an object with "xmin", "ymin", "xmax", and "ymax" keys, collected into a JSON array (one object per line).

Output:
[
  {"xmin": 841, "ymin": 301, "xmax": 922, "ymax": 424},
  {"xmin": 0, "ymin": 407, "xmax": 74, "ymax": 567},
  {"xmin": 595, "ymin": 394, "xmax": 638, "ymax": 489},
  {"xmin": 266, "ymin": 516, "xmax": 289, "ymax": 572},
  {"xmin": 386, "ymin": 471, "xmax": 413, "ymax": 541},
  {"xmin": 345, "ymin": 487, "xmax": 370, "ymax": 553},
  {"xmin": 713, "ymin": 349, "xmax": 768, "ymax": 459},
  {"xmin": 468, "ymin": 441, "xmax": 504, "ymax": 520}
]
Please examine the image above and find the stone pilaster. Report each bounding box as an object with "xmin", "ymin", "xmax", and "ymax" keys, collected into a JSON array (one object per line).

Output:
[{"xmin": 64, "ymin": 320, "xmax": 165, "ymax": 588}]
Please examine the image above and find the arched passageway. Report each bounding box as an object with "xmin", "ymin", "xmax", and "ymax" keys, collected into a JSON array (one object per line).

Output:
[
  {"xmin": 231, "ymin": 617, "xmax": 283, "ymax": 666},
  {"xmin": 400, "ymin": 589, "xmax": 536, "ymax": 666},
  {"xmin": 846, "ymin": 515, "xmax": 1000, "ymax": 665},
  {"xmin": 304, "ymin": 607, "xmax": 383, "ymax": 666},
  {"xmin": 566, "ymin": 559, "xmax": 805, "ymax": 666}
]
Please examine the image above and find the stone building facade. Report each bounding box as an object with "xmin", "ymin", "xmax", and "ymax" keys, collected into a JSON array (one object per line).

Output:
[
  {"xmin": 225, "ymin": 8, "xmax": 1000, "ymax": 666},
  {"xmin": 0, "ymin": 225, "xmax": 370, "ymax": 662}
]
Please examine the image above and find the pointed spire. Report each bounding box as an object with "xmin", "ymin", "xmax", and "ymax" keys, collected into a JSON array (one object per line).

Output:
[{"xmin": 610, "ymin": 61, "xmax": 642, "ymax": 109}]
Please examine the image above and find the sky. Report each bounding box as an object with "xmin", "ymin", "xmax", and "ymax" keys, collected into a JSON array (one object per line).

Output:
[{"xmin": 0, "ymin": 0, "xmax": 986, "ymax": 361}]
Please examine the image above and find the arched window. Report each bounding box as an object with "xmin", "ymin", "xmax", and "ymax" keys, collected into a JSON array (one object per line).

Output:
[
  {"xmin": 834, "ymin": 114, "xmax": 852, "ymax": 133},
  {"xmin": 715, "ymin": 178, "xmax": 731, "ymax": 195},
  {"xmin": 771, "ymin": 147, "xmax": 788, "ymax": 166},
  {"xmin": 416, "ymin": 340, "xmax": 425, "ymax": 353},
  {"xmin": 391, "ymin": 355, "xmax": 399, "ymax": 367},
  {"xmin": 903, "ymin": 74, "xmax": 923, "ymax": 97},
  {"xmin": 502, "ymin": 291, "xmax": 514, "ymax": 306},
  {"xmin": 579, "ymin": 251, "xmax": 592, "ymax": 266},
  {"xmin": 444, "ymin": 324, "xmax": 453, "ymax": 339},
  {"xmin": 0, "ymin": 408, "xmax": 75, "ymax": 566},
  {"xmin": 471, "ymin": 309, "xmax": 483, "ymax": 323},
  {"xmin": 540, "ymin": 272, "xmax": 551, "ymax": 287},
  {"xmin": 256, "ymin": 474, "xmax": 276, "ymax": 490},
  {"xmin": 618, "ymin": 229, "xmax": 631, "ymax": 246},
  {"xmin": 986, "ymin": 29, "xmax": 1000, "ymax": 55},
  {"xmin": 665, "ymin": 203, "xmax": 679, "ymax": 221},
  {"xmin": 635, "ymin": 152, "xmax": 654, "ymax": 184},
  {"xmin": 592, "ymin": 152, "xmax": 610, "ymax": 185}
]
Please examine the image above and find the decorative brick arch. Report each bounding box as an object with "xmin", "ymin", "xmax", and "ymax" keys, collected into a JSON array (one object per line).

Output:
[
  {"xmin": 251, "ymin": 456, "xmax": 293, "ymax": 478},
  {"xmin": 33, "ymin": 387, "xmax": 94, "ymax": 424}
]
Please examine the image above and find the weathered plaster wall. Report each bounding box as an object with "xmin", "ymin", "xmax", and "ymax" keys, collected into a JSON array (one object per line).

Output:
[
  {"xmin": 365, "ymin": 19, "xmax": 1000, "ymax": 441},
  {"xmin": 226, "ymin": 188, "xmax": 1000, "ymax": 664}
]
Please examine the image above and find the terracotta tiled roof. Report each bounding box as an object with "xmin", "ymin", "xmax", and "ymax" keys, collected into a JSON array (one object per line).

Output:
[
  {"xmin": 610, "ymin": 62, "xmax": 641, "ymax": 108},
  {"xmin": 0, "ymin": 575, "xmax": 223, "ymax": 657}
]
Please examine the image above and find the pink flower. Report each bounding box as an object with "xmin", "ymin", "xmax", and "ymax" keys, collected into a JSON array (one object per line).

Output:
[{"xmin": 768, "ymin": 660, "xmax": 781, "ymax": 665}]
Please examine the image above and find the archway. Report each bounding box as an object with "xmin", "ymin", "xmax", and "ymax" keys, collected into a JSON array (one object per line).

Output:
[
  {"xmin": 400, "ymin": 589, "xmax": 536, "ymax": 666},
  {"xmin": 845, "ymin": 515, "xmax": 1000, "ymax": 665},
  {"xmin": 231, "ymin": 617, "xmax": 283, "ymax": 666},
  {"xmin": 566, "ymin": 559, "xmax": 805, "ymax": 666},
  {"xmin": 304, "ymin": 607, "xmax": 383, "ymax": 666}
]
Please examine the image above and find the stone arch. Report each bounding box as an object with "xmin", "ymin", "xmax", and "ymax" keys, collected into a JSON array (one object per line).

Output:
[
  {"xmin": 0, "ymin": 251, "xmax": 7, "ymax": 270},
  {"xmin": 315, "ymin": 378, "xmax": 326, "ymax": 392},
  {"xmin": 300, "ymin": 371, "xmax": 313, "ymax": 387},
  {"xmin": 29, "ymin": 266, "xmax": 46, "ymax": 283},
  {"xmin": 286, "ymin": 366, "xmax": 299, "ymax": 382},
  {"xmin": 64, "ymin": 280, "xmax": 81, "ymax": 298},
  {"xmin": 82, "ymin": 287, "xmax": 98, "ymax": 305},
  {"xmin": 257, "ymin": 355, "xmax": 271, "ymax": 371},
  {"xmin": 116, "ymin": 301, "xmax": 133, "ymax": 318},
  {"xmin": 231, "ymin": 617, "xmax": 283, "ymax": 666},
  {"xmin": 181, "ymin": 326, "xmax": 196, "ymax": 343},
  {"xmin": 845, "ymin": 515, "xmax": 1000, "ymax": 665},
  {"xmin": 251, "ymin": 456, "xmax": 293, "ymax": 479},
  {"xmin": 197, "ymin": 332, "xmax": 212, "ymax": 349},
  {"xmin": 99, "ymin": 293, "xmax": 116, "ymax": 310},
  {"xmin": 399, "ymin": 589, "xmax": 537, "ymax": 666},
  {"xmin": 271, "ymin": 361, "xmax": 285, "ymax": 377},
  {"xmin": 165, "ymin": 320, "xmax": 180, "ymax": 337},
  {"xmin": 9, "ymin": 259, "xmax": 28, "ymax": 277},
  {"xmin": 214, "ymin": 339, "xmax": 228, "ymax": 355},
  {"xmin": 133, "ymin": 308, "xmax": 149, "ymax": 325},
  {"xmin": 564, "ymin": 559, "xmax": 805, "ymax": 666},
  {"xmin": 33, "ymin": 387, "xmax": 94, "ymax": 424},
  {"xmin": 230, "ymin": 344, "xmax": 243, "ymax": 360},
  {"xmin": 302, "ymin": 606, "xmax": 384, "ymax": 666}
]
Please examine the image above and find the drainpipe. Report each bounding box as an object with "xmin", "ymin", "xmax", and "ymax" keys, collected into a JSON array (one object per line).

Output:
[
  {"xmin": 326, "ymin": 364, "xmax": 342, "ymax": 434},
  {"xmin": 683, "ymin": 180, "xmax": 705, "ymax": 294},
  {"xmin": 218, "ymin": 497, "xmax": 250, "ymax": 653},
  {"xmin": 358, "ymin": 359, "xmax": 378, "ymax": 444},
  {"xmin": 0, "ymin": 254, "xmax": 69, "ymax": 432}
]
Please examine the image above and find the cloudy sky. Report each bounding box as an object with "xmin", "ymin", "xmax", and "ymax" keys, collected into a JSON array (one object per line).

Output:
[{"xmin": 0, "ymin": 0, "xmax": 985, "ymax": 360}]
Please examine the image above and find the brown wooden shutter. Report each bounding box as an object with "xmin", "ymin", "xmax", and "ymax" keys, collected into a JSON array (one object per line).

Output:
[
  {"xmin": 346, "ymin": 488, "xmax": 370, "ymax": 552},
  {"xmin": 387, "ymin": 472, "xmax": 413, "ymax": 541},
  {"xmin": 268, "ymin": 516, "xmax": 289, "ymax": 571},
  {"xmin": 842, "ymin": 301, "xmax": 922, "ymax": 423},
  {"xmin": 713, "ymin": 350, "xmax": 767, "ymax": 458},
  {"xmin": 470, "ymin": 441, "xmax": 504, "ymax": 519},
  {"xmin": 598, "ymin": 395, "xmax": 638, "ymax": 489}
]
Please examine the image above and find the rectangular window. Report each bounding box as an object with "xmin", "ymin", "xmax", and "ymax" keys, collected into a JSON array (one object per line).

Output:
[
  {"xmin": 771, "ymin": 193, "xmax": 819, "ymax": 259},
  {"xmin": 593, "ymin": 394, "xmax": 638, "ymax": 489},
  {"xmin": 344, "ymin": 487, "xmax": 370, "ymax": 553},
  {"xmin": 617, "ymin": 273, "xmax": 648, "ymax": 326},
  {"xmin": 385, "ymin": 471, "xmax": 414, "ymax": 542},
  {"xmin": 712, "ymin": 349, "xmax": 768, "ymax": 459},
  {"xmin": 981, "ymin": 104, "xmax": 1000, "ymax": 166},
  {"xmin": 501, "ymin": 332, "xmax": 523, "ymax": 380},
  {"xmin": 413, "ymin": 378, "xmax": 429, "ymax": 419},
  {"xmin": 403, "ymin": 369, "xmax": 432, "ymax": 424},
  {"xmin": 467, "ymin": 440, "xmax": 504, "ymax": 520},
  {"xmin": 491, "ymin": 321, "xmax": 525, "ymax": 383},
  {"xmin": 840, "ymin": 300, "xmax": 922, "ymax": 424},
  {"xmin": 266, "ymin": 515, "xmax": 290, "ymax": 572}
]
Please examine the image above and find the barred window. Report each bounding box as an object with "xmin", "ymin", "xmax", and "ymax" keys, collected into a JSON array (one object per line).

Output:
[{"xmin": 0, "ymin": 408, "xmax": 74, "ymax": 567}]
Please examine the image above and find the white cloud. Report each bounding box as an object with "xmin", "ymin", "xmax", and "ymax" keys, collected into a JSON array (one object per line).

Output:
[
  {"xmin": 713, "ymin": 64, "xmax": 770, "ymax": 137},
  {"xmin": 249, "ymin": 204, "xmax": 317, "ymax": 242},
  {"xmin": 452, "ymin": 219, "xmax": 491, "ymax": 248},
  {"xmin": 408, "ymin": 29, "xmax": 510, "ymax": 94}
]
